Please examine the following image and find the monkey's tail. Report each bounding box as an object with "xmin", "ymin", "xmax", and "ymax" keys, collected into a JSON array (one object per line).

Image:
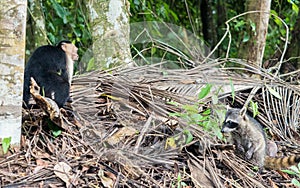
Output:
[{"xmin": 264, "ymin": 155, "xmax": 300, "ymax": 170}]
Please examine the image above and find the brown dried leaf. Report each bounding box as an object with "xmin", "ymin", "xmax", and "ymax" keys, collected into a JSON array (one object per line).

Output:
[
  {"xmin": 187, "ymin": 159, "xmax": 213, "ymax": 188},
  {"xmin": 106, "ymin": 126, "xmax": 137, "ymax": 145},
  {"xmin": 54, "ymin": 162, "xmax": 73, "ymax": 187},
  {"xmin": 98, "ymin": 169, "xmax": 114, "ymax": 188}
]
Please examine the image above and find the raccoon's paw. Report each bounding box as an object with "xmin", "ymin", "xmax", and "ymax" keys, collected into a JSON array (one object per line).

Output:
[
  {"xmin": 245, "ymin": 150, "xmax": 253, "ymax": 160},
  {"xmin": 237, "ymin": 145, "xmax": 245, "ymax": 153}
]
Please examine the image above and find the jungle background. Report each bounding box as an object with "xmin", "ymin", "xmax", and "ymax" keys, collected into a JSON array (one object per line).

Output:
[{"xmin": 1, "ymin": 0, "xmax": 300, "ymax": 187}]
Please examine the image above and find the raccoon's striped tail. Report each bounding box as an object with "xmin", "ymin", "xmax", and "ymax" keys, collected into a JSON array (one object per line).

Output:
[{"xmin": 264, "ymin": 155, "xmax": 300, "ymax": 170}]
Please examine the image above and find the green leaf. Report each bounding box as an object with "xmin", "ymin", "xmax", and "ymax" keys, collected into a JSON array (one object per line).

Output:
[
  {"xmin": 86, "ymin": 57, "xmax": 95, "ymax": 72},
  {"xmin": 191, "ymin": 113, "xmax": 203, "ymax": 121},
  {"xmin": 198, "ymin": 84, "xmax": 212, "ymax": 100},
  {"xmin": 177, "ymin": 172, "xmax": 181, "ymax": 181},
  {"xmin": 292, "ymin": 3, "xmax": 299, "ymax": 14},
  {"xmin": 292, "ymin": 178, "xmax": 300, "ymax": 187},
  {"xmin": 242, "ymin": 31, "xmax": 250, "ymax": 42},
  {"xmin": 169, "ymin": 112, "xmax": 183, "ymax": 117},
  {"xmin": 270, "ymin": 10, "xmax": 282, "ymax": 27},
  {"xmin": 202, "ymin": 109, "xmax": 211, "ymax": 115},
  {"xmin": 281, "ymin": 169, "xmax": 297, "ymax": 175},
  {"xmin": 212, "ymin": 95, "xmax": 218, "ymax": 105},
  {"xmin": 52, "ymin": 129, "xmax": 62, "ymax": 138},
  {"xmin": 290, "ymin": 165, "xmax": 300, "ymax": 173},
  {"xmin": 50, "ymin": 0, "xmax": 68, "ymax": 24},
  {"xmin": 250, "ymin": 21, "xmax": 256, "ymax": 32},
  {"xmin": 182, "ymin": 104, "xmax": 198, "ymax": 113},
  {"xmin": 183, "ymin": 130, "xmax": 193, "ymax": 144},
  {"xmin": 47, "ymin": 119, "xmax": 62, "ymax": 138},
  {"xmin": 167, "ymin": 101, "xmax": 180, "ymax": 106},
  {"xmin": 234, "ymin": 20, "xmax": 245, "ymax": 30},
  {"xmin": 250, "ymin": 101, "xmax": 259, "ymax": 117},
  {"xmin": 2, "ymin": 137, "xmax": 11, "ymax": 154},
  {"xmin": 266, "ymin": 86, "xmax": 282, "ymax": 100}
]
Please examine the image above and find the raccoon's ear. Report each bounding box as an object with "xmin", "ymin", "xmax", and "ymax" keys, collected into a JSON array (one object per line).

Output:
[
  {"xmin": 226, "ymin": 105, "xmax": 232, "ymax": 110},
  {"xmin": 239, "ymin": 107, "xmax": 247, "ymax": 119}
]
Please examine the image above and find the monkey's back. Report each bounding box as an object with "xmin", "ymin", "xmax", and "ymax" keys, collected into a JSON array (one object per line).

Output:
[{"xmin": 23, "ymin": 45, "xmax": 70, "ymax": 108}]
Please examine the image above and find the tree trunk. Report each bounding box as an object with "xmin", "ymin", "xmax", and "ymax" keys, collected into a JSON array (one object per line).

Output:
[
  {"xmin": 200, "ymin": 0, "xmax": 217, "ymax": 49},
  {"xmin": 0, "ymin": 0, "xmax": 27, "ymax": 150},
  {"xmin": 216, "ymin": 0, "xmax": 227, "ymax": 57},
  {"xmin": 86, "ymin": 0, "xmax": 133, "ymax": 70},
  {"xmin": 26, "ymin": 0, "xmax": 47, "ymax": 61},
  {"xmin": 238, "ymin": 0, "xmax": 271, "ymax": 68},
  {"xmin": 283, "ymin": 14, "xmax": 300, "ymax": 73}
]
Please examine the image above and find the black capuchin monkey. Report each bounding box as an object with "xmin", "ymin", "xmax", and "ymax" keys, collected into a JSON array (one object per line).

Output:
[{"xmin": 23, "ymin": 40, "xmax": 79, "ymax": 108}]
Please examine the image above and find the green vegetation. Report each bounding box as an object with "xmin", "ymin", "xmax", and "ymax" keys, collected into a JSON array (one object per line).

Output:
[
  {"xmin": 27, "ymin": 0, "xmax": 300, "ymax": 72},
  {"xmin": 168, "ymin": 83, "xmax": 225, "ymax": 140},
  {"xmin": 281, "ymin": 164, "xmax": 300, "ymax": 187},
  {"xmin": 2, "ymin": 137, "xmax": 11, "ymax": 154}
]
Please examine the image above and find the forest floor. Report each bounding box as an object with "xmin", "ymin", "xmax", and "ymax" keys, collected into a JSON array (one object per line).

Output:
[{"xmin": 1, "ymin": 64, "xmax": 300, "ymax": 188}]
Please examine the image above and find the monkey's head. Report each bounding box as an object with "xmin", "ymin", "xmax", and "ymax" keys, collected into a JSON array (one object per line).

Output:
[
  {"xmin": 221, "ymin": 108, "xmax": 249, "ymax": 133},
  {"xmin": 57, "ymin": 40, "xmax": 79, "ymax": 61}
]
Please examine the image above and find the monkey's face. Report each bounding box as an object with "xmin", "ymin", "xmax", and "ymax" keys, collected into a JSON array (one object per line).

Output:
[
  {"xmin": 71, "ymin": 44, "xmax": 79, "ymax": 61},
  {"xmin": 62, "ymin": 43, "xmax": 79, "ymax": 61}
]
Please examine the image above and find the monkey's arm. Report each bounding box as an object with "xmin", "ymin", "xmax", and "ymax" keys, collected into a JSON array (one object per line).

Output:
[{"xmin": 43, "ymin": 73, "xmax": 70, "ymax": 108}]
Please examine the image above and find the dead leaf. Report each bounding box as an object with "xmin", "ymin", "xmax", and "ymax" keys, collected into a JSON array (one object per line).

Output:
[
  {"xmin": 268, "ymin": 177, "xmax": 279, "ymax": 188},
  {"xmin": 54, "ymin": 162, "xmax": 73, "ymax": 187},
  {"xmin": 33, "ymin": 166, "xmax": 44, "ymax": 174},
  {"xmin": 165, "ymin": 137, "xmax": 176, "ymax": 149},
  {"xmin": 98, "ymin": 169, "xmax": 114, "ymax": 188},
  {"xmin": 36, "ymin": 159, "xmax": 49, "ymax": 167},
  {"xmin": 187, "ymin": 159, "xmax": 214, "ymax": 188},
  {"xmin": 106, "ymin": 126, "xmax": 137, "ymax": 145},
  {"xmin": 34, "ymin": 159, "xmax": 49, "ymax": 173}
]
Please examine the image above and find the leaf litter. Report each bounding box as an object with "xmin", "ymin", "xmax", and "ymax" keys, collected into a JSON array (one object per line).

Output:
[{"xmin": 1, "ymin": 62, "xmax": 300, "ymax": 187}]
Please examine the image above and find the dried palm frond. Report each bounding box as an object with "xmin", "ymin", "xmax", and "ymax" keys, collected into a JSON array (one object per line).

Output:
[{"xmin": 70, "ymin": 59, "xmax": 300, "ymax": 187}]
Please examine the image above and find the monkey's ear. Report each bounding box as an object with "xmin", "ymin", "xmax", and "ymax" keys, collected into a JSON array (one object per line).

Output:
[{"xmin": 61, "ymin": 43, "xmax": 67, "ymax": 51}]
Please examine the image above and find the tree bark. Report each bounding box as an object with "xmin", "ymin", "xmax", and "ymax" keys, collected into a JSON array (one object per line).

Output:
[
  {"xmin": 0, "ymin": 0, "xmax": 27, "ymax": 149},
  {"xmin": 26, "ymin": 0, "xmax": 47, "ymax": 61},
  {"xmin": 200, "ymin": 0, "xmax": 217, "ymax": 49},
  {"xmin": 283, "ymin": 14, "xmax": 300, "ymax": 73},
  {"xmin": 86, "ymin": 0, "xmax": 133, "ymax": 70},
  {"xmin": 238, "ymin": 0, "xmax": 271, "ymax": 68}
]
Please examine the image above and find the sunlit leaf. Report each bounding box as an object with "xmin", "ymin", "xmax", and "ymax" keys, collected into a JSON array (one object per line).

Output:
[
  {"xmin": 292, "ymin": 178, "xmax": 300, "ymax": 187},
  {"xmin": 212, "ymin": 95, "xmax": 218, "ymax": 105},
  {"xmin": 183, "ymin": 130, "xmax": 193, "ymax": 144},
  {"xmin": 167, "ymin": 101, "xmax": 180, "ymax": 106},
  {"xmin": 281, "ymin": 169, "xmax": 297, "ymax": 175},
  {"xmin": 250, "ymin": 101, "xmax": 259, "ymax": 117},
  {"xmin": 198, "ymin": 84, "xmax": 212, "ymax": 100},
  {"xmin": 165, "ymin": 137, "xmax": 176, "ymax": 149},
  {"xmin": 50, "ymin": 0, "xmax": 68, "ymax": 24},
  {"xmin": 2, "ymin": 137, "xmax": 11, "ymax": 154},
  {"xmin": 242, "ymin": 31, "xmax": 250, "ymax": 42},
  {"xmin": 292, "ymin": 3, "xmax": 299, "ymax": 14},
  {"xmin": 202, "ymin": 109, "xmax": 211, "ymax": 115},
  {"xmin": 47, "ymin": 120, "xmax": 62, "ymax": 138},
  {"xmin": 86, "ymin": 57, "xmax": 95, "ymax": 72},
  {"xmin": 289, "ymin": 165, "xmax": 300, "ymax": 173}
]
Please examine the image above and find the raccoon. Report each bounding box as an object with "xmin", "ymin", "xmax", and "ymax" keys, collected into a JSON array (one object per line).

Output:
[{"xmin": 221, "ymin": 108, "xmax": 300, "ymax": 170}]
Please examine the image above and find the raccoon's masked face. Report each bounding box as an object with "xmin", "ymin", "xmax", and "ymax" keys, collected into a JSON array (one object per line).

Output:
[{"xmin": 221, "ymin": 120, "xmax": 239, "ymax": 133}]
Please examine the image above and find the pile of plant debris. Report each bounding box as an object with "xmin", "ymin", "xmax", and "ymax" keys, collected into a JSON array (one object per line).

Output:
[{"xmin": 1, "ymin": 62, "xmax": 300, "ymax": 187}]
